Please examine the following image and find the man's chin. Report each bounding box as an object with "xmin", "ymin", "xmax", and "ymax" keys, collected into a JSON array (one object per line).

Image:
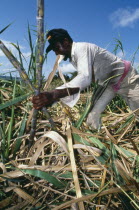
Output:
[
  {"xmin": 64, "ymin": 55, "xmax": 68, "ymax": 61},
  {"xmin": 58, "ymin": 53, "xmax": 69, "ymax": 61}
]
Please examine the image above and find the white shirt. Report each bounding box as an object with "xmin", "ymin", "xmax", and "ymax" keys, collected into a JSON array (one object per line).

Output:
[{"xmin": 57, "ymin": 42, "xmax": 124, "ymax": 107}]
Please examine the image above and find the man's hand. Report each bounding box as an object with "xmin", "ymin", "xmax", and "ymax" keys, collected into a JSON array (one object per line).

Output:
[
  {"xmin": 32, "ymin": 92, "xmax": 54, "ymax": 109},
  {"xmin": 32, "ymin": 87, "xmax": 80, "ymax": 110}
]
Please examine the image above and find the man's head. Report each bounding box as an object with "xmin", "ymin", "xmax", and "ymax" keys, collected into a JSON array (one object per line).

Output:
[{"xmin": 46, "ymin": 28, "xmax": 73, "ymax": 59}]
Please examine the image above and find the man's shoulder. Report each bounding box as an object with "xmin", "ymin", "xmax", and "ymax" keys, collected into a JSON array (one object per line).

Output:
[
  {"xmin": 74, "ymin": 41, "xmax": 97, "ymax": 47},
  {"xmin": 73, "ymin": 41, "xmax": 98, "ymax": 52}
]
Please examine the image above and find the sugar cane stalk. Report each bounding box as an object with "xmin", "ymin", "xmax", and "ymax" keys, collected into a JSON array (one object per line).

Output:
[
  {"xmin": 29, "ymin": 0, "xmax": 56, "ymax": 143},
  {"xmin": 29, "ymin": 0, "xmax": 44, "ymax": 141},
  {"xmin": 36, "ymin": 0, "xmax": 44, "ymax": 92}
]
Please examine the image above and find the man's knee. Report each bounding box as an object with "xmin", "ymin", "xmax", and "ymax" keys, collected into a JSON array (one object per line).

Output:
[{"xmin": 86, "ymin": 111, "xmax": 101, "ymax": 130}]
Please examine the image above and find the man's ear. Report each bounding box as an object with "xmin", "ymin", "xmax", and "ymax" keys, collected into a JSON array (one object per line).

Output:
[{"xmin": 63, "ymin": 38, "xmax": 70, "ymax": 46}]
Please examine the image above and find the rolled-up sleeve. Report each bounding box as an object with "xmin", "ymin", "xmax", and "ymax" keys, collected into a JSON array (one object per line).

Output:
[{"xmin": 57, "ymin": 43, "xmax": 94, "ymax": 107}]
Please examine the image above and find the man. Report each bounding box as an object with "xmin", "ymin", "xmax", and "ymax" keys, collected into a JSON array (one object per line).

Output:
[{"xmin": 32, "ymin": 28, "xmax": 139, "ymax": 129}]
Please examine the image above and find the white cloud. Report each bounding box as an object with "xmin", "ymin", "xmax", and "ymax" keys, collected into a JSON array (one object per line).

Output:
[
  {"xmin": 0, "ymin": 39, "xmax": 25, "ymax": 57},
  {"xmin": 0, "ymin": 40, "xmax": 31, "ymax": 75},
  {"xmin": 110, "ymin": 8, "xmax": 139, "ymax": 27},
  {"xmin": 116, "ymin": 50, "xmax": 125, "ymax": 59},
  {"xmin": 133, "ymin": 61, "xmax": 139, "ymax": 69},
  {"xmin": 0, "ymin": 50, "xmax": 4, "ymax": 57},
  {"xmin": 22, "ymin": 52, "xmax": 31, "ymax": 57}
]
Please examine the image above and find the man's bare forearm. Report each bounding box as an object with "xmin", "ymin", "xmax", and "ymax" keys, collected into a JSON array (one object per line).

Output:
[
  {"xmin": 32, "ymin": 87, "xmax": 80, "ymax": 109},
  {"xmin": 49, "ymin": 87, "xmax": 80, "ymax": 101}
]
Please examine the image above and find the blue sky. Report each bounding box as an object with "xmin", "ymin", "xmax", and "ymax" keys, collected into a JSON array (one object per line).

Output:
[{"xmin": 0, "ymin": 0, "xmax": 139, "ymax": 78}]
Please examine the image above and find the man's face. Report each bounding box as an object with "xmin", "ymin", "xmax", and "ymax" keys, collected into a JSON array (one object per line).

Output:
[{"xmin": 52, "ymin": 39, "xmax": 71, "ymax": 58}]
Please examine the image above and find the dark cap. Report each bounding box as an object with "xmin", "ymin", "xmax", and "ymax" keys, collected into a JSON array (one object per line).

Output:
[{"xmin": 46, "ymin": 28, "xmax": 72, "ymax": 53}]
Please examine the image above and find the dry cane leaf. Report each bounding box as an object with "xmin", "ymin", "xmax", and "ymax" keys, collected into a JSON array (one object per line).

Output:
[
  {"xmin": 0, "ymin": 170, "xmax": 24, "ymax": 182},
  {"xmin": 73, "ymin": 144, "xmax": 102, "ymax": 156},
  {"xmin": 66, "ymin": 121, "xmax": 85, "ymax": 210},
  {"xmin": 114, "ymin": 159, "xmax": 134, "ymax": 185},
  {"xmin": 0, "ymin": 89, "xmax": 10, "ymax": 99},
  {"xmin": 40, "ymin": 131, "xmax": 69, "ymax": 154},
  {"xmin": 103, "ymin": 125, "xmax": 117, "ymax": 144},
  {"xmin": 97, "ymin": 169, "xmax": 107, "ymax": 210},
  {"xmin": 0, "ymin": 162, "xmax": 7, "ymax": 173},
  {"xmin": 117, "ymin": 121, "xmax": 133, "ymax": 143},
  {"xmin": 52, "ymin": 185, "xmax": 136, "ymax": 210},
  {"xmin": 28, "ymin": 131, "xmax": 69, "ymax": 166},
  {"xmin": 28, "ymin": 141, "xmax": 52, "ymax": 166},
  {"xmin": 43, "ymin": 55, "xmax": 60, "ymax": 90},
  {"xmin": 0, "ymin": 197, "xmax": 12, "ymax": 209},
  {"xmin": 13, "ymin": 187, "xmax": 41, "ymax": 207},
  {"xmin": 18, "ymin": 164, "xmax": 103, "ymax": 172}
]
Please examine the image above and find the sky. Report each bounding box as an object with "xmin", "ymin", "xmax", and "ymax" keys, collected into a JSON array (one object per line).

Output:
[{"xmin": 0, "ymin": 0, "xmax": 139, "ymax": 78}]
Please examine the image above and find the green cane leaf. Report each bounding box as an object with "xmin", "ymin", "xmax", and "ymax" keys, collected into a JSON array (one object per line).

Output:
[
  {"xmin": 21, "ymin": 169, "xmax": 67, "ymax": 188},
  {"xmin": 0, "ymin": 92, "xmax": 32, "ymax": 110}
]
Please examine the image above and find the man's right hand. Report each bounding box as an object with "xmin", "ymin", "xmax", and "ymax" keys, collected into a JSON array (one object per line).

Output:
[{"xmin": 32, "ymin": 92, "xmax": 54, "ymax": 110}]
